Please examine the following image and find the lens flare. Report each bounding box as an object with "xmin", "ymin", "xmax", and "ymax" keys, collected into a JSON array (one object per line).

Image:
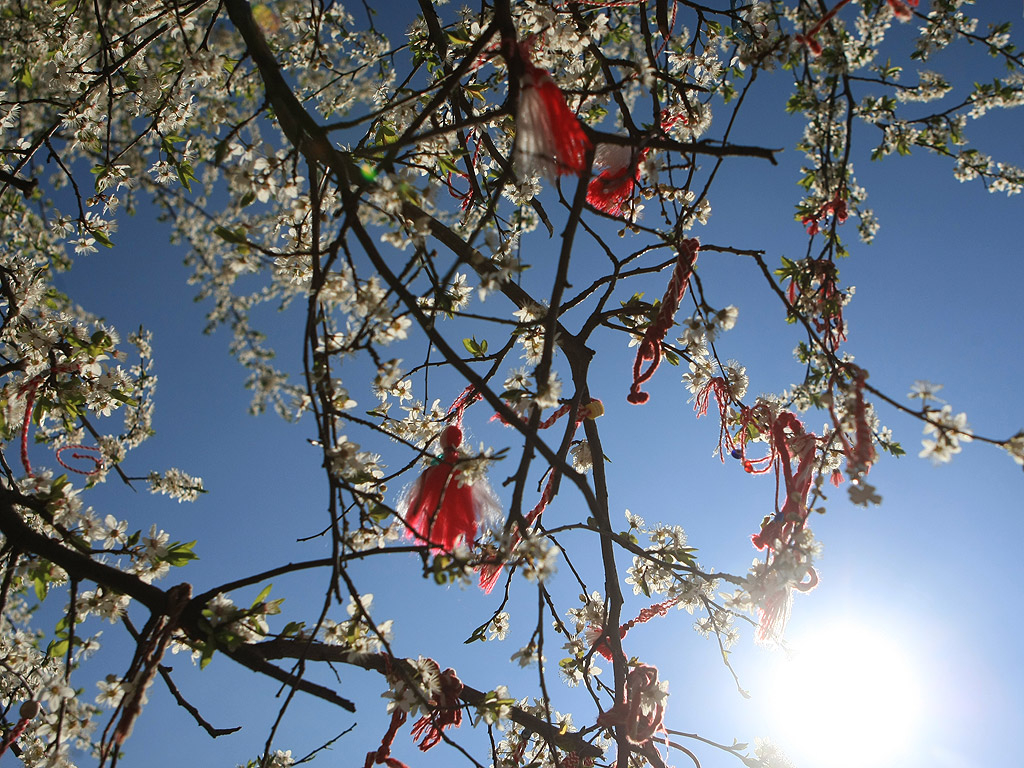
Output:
[{"xmin": 760, "ymin": 620, "xmax": 925, "ymax": 768}]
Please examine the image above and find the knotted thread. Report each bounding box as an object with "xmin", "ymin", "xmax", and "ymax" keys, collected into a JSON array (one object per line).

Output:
[
  {"xmin": 596, "ymin": 664, "xmax": 665, "ymax": 746},
  {"xmin": 409, "ymin": 668, "xmax": 463, "ymax": 751},
  {"xmin": 366, "ymin": 660, "xmax": 463, "ymax": 768},
  {"xmin": 627, "ymin": 239, "xmax": 699, "ymax": 404}
]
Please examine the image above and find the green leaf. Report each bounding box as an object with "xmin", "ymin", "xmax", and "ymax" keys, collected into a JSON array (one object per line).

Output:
[
  {"xmin": 164, "ymin": 540, "xmax": 199, "ymax": 567},
  {"xmin": 47, "ymin": 639, "xmax": 69, "ymax": 658},
  {"xmin": 464, "ymin": 625, "xmax": 487, "ymax": 644},
  {"xmin": 110, "ymin": 390, "xmax": 140, "ymax": 407},
  {"xmin": 464, "ymin": 83, "xmax": 487, "ymax": 102},
  {"xmin": 462, "ymin": 336, "xmax": 488, "ymax": 358},
  {"xmin": 437, "ymin": 155, "xmax": 460, "ymax": 175},
  {"xmin": 200, "ymin": 644, "xmax": 215, "ymax": 669},
  {"xmin": 214, "ymin": 226, "xmax": 249, "ymax": 245},
  {"xmin": 252, "ymin": 584, "xmax": 273, "ymax": 608}
]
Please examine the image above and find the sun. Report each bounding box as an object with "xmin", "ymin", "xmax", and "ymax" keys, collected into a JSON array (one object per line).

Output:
[{"xmin": 758, "ymin": 620, "xmax": 926, "ymax": 768}]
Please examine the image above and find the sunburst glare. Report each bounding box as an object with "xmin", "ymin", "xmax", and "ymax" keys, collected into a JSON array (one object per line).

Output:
[{"xmin": 759, "ymin": 620, "xmax": 926, "ymax": 768}]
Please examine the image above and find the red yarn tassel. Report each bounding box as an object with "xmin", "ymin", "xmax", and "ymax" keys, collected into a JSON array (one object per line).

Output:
[
  {"xmin": 399, "ymin": 426, "xmax": 500, "ymax": 553},
  {"xmin": 514, "ymin": 46, "xmax": 591, "ymax": 180},
  {"xmin": 587, "ymin": 144, "xmax": 642, "ymax": 216}
]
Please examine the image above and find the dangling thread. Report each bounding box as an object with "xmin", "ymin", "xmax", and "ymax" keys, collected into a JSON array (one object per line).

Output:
[
  {"xmin": 19, "ymin": 380, "xmax": 38, "ymax": 477},
  {"xmin": 366, "ymin": 660, "xmax": 463, "ymax": 768},
  {"xmin": 593, "ymin": 597, "xmax": 681, "ymax": 660},
  {"xmin": 627, "ymin": 239, "xmax": 699, "ymax": 404},
  {"xmin": 478, "ymin": 399, "xmax": 603, "ymax": 593},
  {"xmin": 55, "ymin": 445, "xmax": 103, "ymax": 476},
  {"xmin": 409, "ymin": 668, "xmax": 464, "ymax": 751}
]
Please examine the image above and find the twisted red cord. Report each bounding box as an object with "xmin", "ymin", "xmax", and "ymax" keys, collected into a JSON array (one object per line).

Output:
[
  {"xmin": 19, "ymin": 381, "xmax": 38, "ymax": 477},
  {"xmin": 446, "ymin": 385, "xmax": 481, "ymax": 426},
  {"xmin": 627, "ymin": 240, "xmax": 699, "ymax": 404},
  {"xmin": 593, "ymin": 597, "xmax": 681, "ymax": 660},
  {"xmin": 55, "ymin": 445, "xmax": 103, "ymax": 476},
  {"xmin": 596, "ymin": 664, "xmax": 665, "ymax": 747},
  {"xmin": 751, "ymin": 412, "xmax": 818, "ymax": 551}
]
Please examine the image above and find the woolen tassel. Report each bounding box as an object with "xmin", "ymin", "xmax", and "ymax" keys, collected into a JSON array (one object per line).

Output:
[
  {"xmin": 587, "ymin": 143, "xmax": 642, "ymax": 216},
  {"xmin": 515, "ymin": 53, "xmax": 591, "ymax": 180},
  {"xmin": 399, "ymin": 425, "xmax": 500, "ymax": 553}
]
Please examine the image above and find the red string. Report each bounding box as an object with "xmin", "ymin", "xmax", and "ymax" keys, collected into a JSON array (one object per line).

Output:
[
  {"xmin": 19, "ymin": 381, "xmax": 38, "ymax": 477},
  {"xmin": 794, "ymin": 0, "xmax": 854, "ymax": 55},
  {"xmin": 55, "ymin": 445, "xmax": 103, "ymax": 476},
  {"xmin": 366, "ymin": 662, "xmax": 463, "ymax": 767},
  {"xmin": 827, "ymin": 370, "xmax": 876, "ymax": 479},
  {"xmin": 627, "ymin": 239, "xmax": 699, "ymax": 404},
  {"xmin": 478, "ymin": 400, "xmax": 603, "ymax": 593},
  {"xmin": 364, "ymin": 708, "xmax": 409, "ymax": 768},
  {"xmin": 593, "ymin": 597, "xmax": 681, "ymax": 660},
  {"xmin": 409, "ymin": 669, "xmax": 463, "ymax": 751},
  {"xmin": 750, "ymin": 412, "xmax": 818, "ymax": 551},
  {"xmin": 694, "ymin": 376, "xmax": 734, "ymax": 461},
  {"xmin": 596, "ymin": 664, "xmax": 665, "ymax": 747},
  {"xmin": 446, "ymin": 385, "xmax": 481, "ymax": 426}
]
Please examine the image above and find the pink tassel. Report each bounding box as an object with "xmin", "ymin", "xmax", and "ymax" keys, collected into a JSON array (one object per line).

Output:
[
  {"xmin": 515, "ymin": 50, "xmax": 591, "ymax": 180},
  {"xmin": 399, "ymin": 426, "xmax": 500, "ymax": 553}
]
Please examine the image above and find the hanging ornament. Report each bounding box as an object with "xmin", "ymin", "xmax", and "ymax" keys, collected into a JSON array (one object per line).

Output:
[
  {"xmin": 399, "ymin": 425, "xmax": 501, "ymax": 553},
  {"xmin": 587, "ymin": 143, "xmax": 643, "ymax": 217},
  {"xmin": 514, "ymin": 44, "xmax": 591, "ymax": 181}
]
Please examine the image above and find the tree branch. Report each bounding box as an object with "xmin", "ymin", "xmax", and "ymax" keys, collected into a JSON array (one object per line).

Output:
[{"xmin": 256, "ymin": 639, "xmax": 604, "ymax": 759}]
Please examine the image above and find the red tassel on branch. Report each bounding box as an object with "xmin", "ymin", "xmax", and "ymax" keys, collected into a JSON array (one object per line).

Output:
[
  {"xmin": 399, "ymin": 426, "xmax": 500, "ymax": 553},
  {"xmin": 514, "ymin": 45, "xmax": 591, "ymax": 180},
  {"xmin": 409, "ymin": 668, "xmax": 464, "ymax": 751},
  {"xmin": 587, "ymin": 144, "xmax": 643, "ymax": 216},
  {"xmin": 750, "ymin": 412, "xmax": 817, "ymax": 551}
]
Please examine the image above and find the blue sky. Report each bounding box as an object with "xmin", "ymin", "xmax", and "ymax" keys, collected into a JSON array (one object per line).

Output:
[{"xmin": 44, "ymin": 4, "xmax": 1024, "ymax": 768}]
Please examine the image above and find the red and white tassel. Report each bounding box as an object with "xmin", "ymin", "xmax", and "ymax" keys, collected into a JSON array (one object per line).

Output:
[
  {"xmin": 587, "ymin": 143, "xmax": 642, "ymax": 216},
  {"xmin": 399, "ymin": 426, "xmax": 500, "ymax": 553},
  {"xmin": 515, "ymin": 51, "xmax": 591, "ymax": 181}
]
